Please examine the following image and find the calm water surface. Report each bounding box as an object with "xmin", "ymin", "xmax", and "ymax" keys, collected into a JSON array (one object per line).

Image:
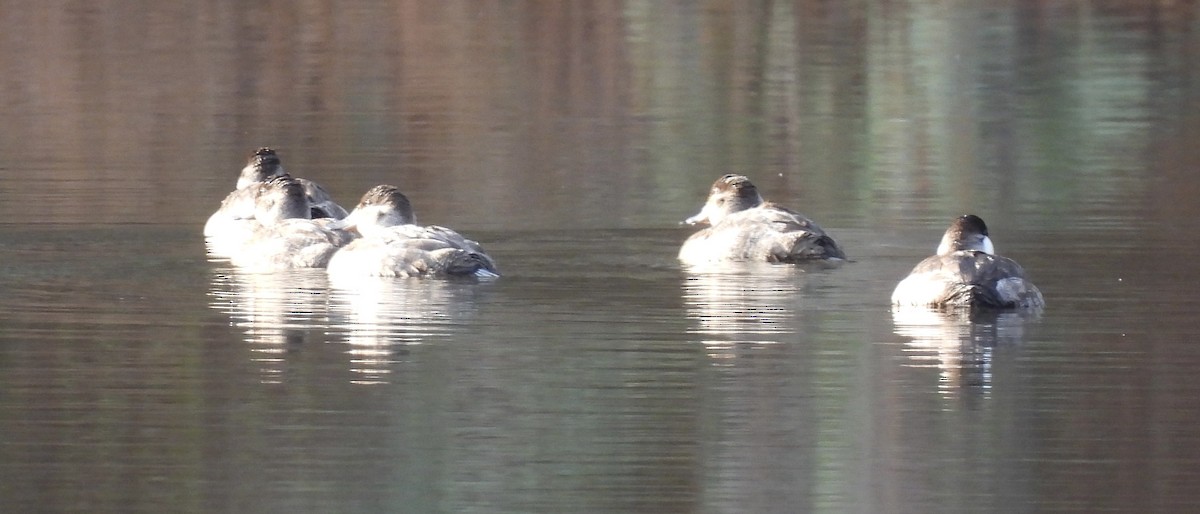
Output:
[{"xmin": 3, "ymin": 2, "xmax": 1200, "ymax": 513}]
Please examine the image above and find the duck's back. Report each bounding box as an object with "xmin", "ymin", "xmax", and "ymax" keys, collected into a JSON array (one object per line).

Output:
[
  {"xmin": 205, "ymin": 179, "xmax": 345, "ymax": 238},
  {"xmin": 229, "ymin": 219, "xmax": 352, "ymax": 272},
  {"xmin": 892, "ymin": 251, "xmax": 1044, "ymax": 309},
  {"xmin": 679, "ymin": 204, "xmax": 844, "ymax": 264},
  {"xmin": 328, "ymin": 225, "xmax": 498, "ymax": 278},
  {"xmin": 297, "ymin": 178, "xmax": 349, "ymax": 219}
]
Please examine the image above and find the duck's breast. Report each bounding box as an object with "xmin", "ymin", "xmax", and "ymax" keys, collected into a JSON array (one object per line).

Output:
[{"xmin": 204, "ymin": 188, "xmax": 260, "ymax": 237}]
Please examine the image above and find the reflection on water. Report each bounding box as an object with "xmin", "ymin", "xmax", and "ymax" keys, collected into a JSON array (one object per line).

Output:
[
  {"xmin": 892, "ymin": 306, "xmax": 1040, "ymax": 396},
  {"xmin": 680, "ymin": 262, "xmax": 854, "ymax": 512},
  {"xmin": 681, "ymin": 262, "xmax": 817, "ymax": 351},
  {"xmin": 207, "ymin": 269, "xmax": 333, "ymax": 384},
  {"xmin": 327, "ymin": 276, "xmax": 488, "ymax": 385},
  {"xmin": 4, "ymin": 1, "xmax": 1200, "ymax": 512},
  {"xmin": 209, "ymin": 268, "xmax": 490, "ymax": 385}
]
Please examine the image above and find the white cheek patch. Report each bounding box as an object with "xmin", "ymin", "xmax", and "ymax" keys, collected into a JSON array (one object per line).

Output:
[
  {"xmin": 981, "ymin": 236, "xmax": 995, "ymax": 255},
  {"xmin": 936, "ymin": 239, "xmax": 951, "ymax": 256}
]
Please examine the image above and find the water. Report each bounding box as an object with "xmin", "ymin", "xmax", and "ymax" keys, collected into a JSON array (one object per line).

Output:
[{"xmin": 3, "ymin": 2, "xmax": 1200, "ymax": 512}]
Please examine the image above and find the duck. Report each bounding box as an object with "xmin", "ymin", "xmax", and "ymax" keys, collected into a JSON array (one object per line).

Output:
[
  {"xmin": 211, "ymin": 176, "xmax": 353, "ymax": 271},
  {"xmin": 326, "ymin": 185, "xmax": 499, "ymax": 279},
  {"xmin": 891, "ymin": 214, "xmax": 1044, "ymax": 309},
  {"xmin": 678, "ymin": 174, "xmax": 845, "ymax": 264},
  {"xmin": 204, "ymin": 147, "xmax": 347, "ymax": 237}
]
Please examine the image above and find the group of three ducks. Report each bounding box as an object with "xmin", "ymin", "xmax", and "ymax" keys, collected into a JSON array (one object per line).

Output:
[{"xmin": 205, "ymin": 148, "xmax": 1044, "ymax": 310}]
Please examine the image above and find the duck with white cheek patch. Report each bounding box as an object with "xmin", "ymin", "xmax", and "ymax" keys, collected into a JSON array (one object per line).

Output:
[{"xmin": 891, "ymin": 214, "xmax": 1044, "ymax": 310}]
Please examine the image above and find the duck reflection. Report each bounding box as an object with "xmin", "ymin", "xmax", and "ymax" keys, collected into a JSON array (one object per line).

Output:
[
  {"xmin": 681, "ymin": 262, "xmax": 820, "ymax": 357},
  {"xmin": 327, "ymin": 275, "xmax": 487, "ymax": 385},
  {"xmin": 207, "ymin": 268, "xmax": 333, "ymax": 384},
  {"xmin": 209, "ymin": 268, "xmax": 488, "ymax": 385},
  {"xmin": 682, "ymin": 262, "xmax": 834, "ymax": 511},
  {"xmin": 891, "ymin": 306, "xmax": 1040, "ymax": 395}
]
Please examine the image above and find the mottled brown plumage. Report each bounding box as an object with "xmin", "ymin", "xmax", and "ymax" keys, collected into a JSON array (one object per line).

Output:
[{"xmin": 679, "ymin": 174, "xmax": 844, "ymax": 264}]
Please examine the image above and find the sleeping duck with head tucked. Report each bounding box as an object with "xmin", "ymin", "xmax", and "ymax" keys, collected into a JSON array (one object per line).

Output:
[
  {"xmin": 204, "ymin": 147, "xmax": 348, "ymax": 237},
  {"xmin": 207, "ymin": 176, "xmax": 353, "ymax": 271},
  {"xmin": 891, "ymin": 214, "xmax": 1044, "ymax": 310},
  {"xmin": 678, "ymin": 174, "xmax": 845, "ymax": 265},
  {"xmin": 326, "ymin": 185, "xmax": 499, "ymax": 279}
]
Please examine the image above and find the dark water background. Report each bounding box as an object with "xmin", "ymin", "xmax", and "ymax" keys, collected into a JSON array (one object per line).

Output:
[{"xmin": 3, "ymin": 2, "xmax": 1200, "ymax": 512}]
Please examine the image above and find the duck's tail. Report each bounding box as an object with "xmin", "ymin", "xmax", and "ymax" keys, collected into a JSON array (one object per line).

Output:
[
  {"xmin": 942, "ymin": 284, "xmax": 1008, "ymax": 310},
  {"xmin": 443, "ymin": 250, "xmax": 501, "ymax": 278}
]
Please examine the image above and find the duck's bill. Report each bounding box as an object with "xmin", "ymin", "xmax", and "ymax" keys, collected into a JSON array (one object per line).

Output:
[
  {"xmin": 682, "ymin": 212, "xmax": 708, "ymax": 226},
  {"xmin": 473, "ymin": 269, "xmax": 500, "ymax": 279}
]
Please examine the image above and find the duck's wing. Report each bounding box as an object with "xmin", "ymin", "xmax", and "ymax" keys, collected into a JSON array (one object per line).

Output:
[
  {"xmin": 313, "ymin": 218, "xmax": 357, "ymax": 246},
  {"xmin": 769, "ymin": 230, "xmax": 845, "ymax": 262},
  {"xmin": 297, "ymin": 178, "xmax": 349, "ymax": 219},
  {"xmin": 228, "ymin": 219, "xmax": 344, "ymax": 271},
  {"xmin": 967, "ymin": 253, "xmax": 1044, "ymax": 308},
  {"xmin": 340, "ymin": 225, "xmax": 498, "ymax": 278},
  {"xmin": 399, "ymin": 225, "xmax": 500, "ymax": 276},
  {"xmin": 679, "ymin": 207, "xmax": 844, "ymax": 264},
  {"xmin": 748, "ymin": 205, "xmax": 845, "ymax": 261},
  {"xmin": 899, "ymin": 252, "xmax": 1043, "ymax": 309},
  {"xmin": 754, "ymin": 203, "xmax": 825, "ymax": 230},
  {"xmin": 331, "ymin": 241, "xmax": 444, "ymax": 278}
]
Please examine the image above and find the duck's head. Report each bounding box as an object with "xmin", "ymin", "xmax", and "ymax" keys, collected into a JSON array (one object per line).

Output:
[
  {"xmin": 936, "ymin": 214, "xmax": 995, "ymax": 255},
  {"xmin": 237, "ymin": 147, "xmax": 287, "ymax": 189},
  {"xmin": 252, "ymin": 175, "xmax": 310, "ymax": 223},
  {"xmin": 332, "ymin": 185, "xmax": 416, "ymax": 237},
  {"xmin": 683, "ymin": 174, "xmax": 765, "ymax": 226}
]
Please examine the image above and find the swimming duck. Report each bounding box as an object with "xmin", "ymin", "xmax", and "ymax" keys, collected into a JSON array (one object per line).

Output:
[
  {"xmin": 678, "ymin": 174, "xmax": 845, "ymax": 264},
  {"xmin": 204, "ymin": 147, "xmax": 347, "ymax": 237},
  {"xmin": 212, "ymin": 176, "xmax": 353, "ymax": 271},
  {"xmin": 326, "ymin": 185, "xmax": 499, "ymax": 278},
  {"xmin": 891, "ymin": 214, "xmax": 1044, "ymax": 309}
]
